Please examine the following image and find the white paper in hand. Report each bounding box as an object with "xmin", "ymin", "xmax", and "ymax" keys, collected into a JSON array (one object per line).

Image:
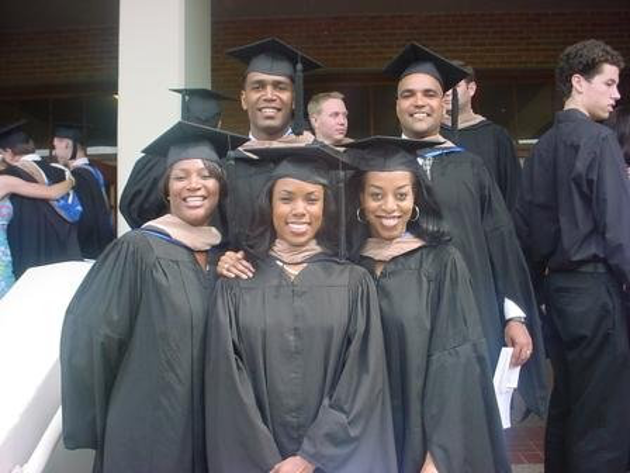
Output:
[{"xmin": 493, "ymin": 347, "xmax": 521, "ymax": 429}]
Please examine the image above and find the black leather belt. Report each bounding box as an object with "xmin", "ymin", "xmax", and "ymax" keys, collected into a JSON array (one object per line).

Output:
[{"xmin": 550, "ymin": 261, "xmax": 609, "ymax": 273}]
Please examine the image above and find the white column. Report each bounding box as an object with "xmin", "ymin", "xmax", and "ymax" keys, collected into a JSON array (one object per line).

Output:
[
  {"xmin": 185, "ymin": 0, "xmax": 212, "ymax": 86},
  {"xmin": 117, "ymin": 0, "xmax": 211, "ymax": 235}
]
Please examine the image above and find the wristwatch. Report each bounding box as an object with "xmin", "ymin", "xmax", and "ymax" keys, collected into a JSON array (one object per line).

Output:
[{"xmin": 506, "ymin": 316, "xmax": 527, "ymax": 325}]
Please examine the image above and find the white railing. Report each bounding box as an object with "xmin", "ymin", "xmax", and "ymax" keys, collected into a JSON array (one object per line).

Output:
[
  {"xmin": 35, "ymin": 147, "xmax": 117, "ymax": 159},
  {"xmin": 18, "ymin": 408, "xmax": 62, "ymax": 473},
  {"xmin": 0, "ymin": 261, "xmax": 93, "ymax": 473}
]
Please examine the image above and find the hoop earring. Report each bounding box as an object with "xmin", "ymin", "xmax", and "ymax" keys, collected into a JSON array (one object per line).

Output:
[
  {"xmin": 410, "ymin": 205, "xmax": 420, "ymax": 222},
  {"xmin": 356, "ymin": 207, "xmax": 366, "ymax": 223}
]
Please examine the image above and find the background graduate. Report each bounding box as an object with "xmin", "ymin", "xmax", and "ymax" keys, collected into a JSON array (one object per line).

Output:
[
  {"xmin": 344, "ymin": 136, "xmax": 510, "ymax": 473},
  {"xmin": 0, "ymin": 165, "xmax": 74, "ymax": 298},
  {"xmin": 52, "ymin": 123, "xmax": 115, "ymax": 259},
  {"xmin": 441, "ymin": 61, "xmax": 522, "ymax": 211},
  {"xmin": 60, "ymin": 122, "xmax": 243, "ymax": 472},
  {"xmin": 205, "ymin": 144, "xmax": 396, "ymax": 473},
  {"xmin": 0, "ymin": 120, "xmax": 83, "ymax": 277}
]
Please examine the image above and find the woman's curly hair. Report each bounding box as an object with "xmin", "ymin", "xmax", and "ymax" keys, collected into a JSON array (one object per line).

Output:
[{"xmin": 556, "ymin": 39, "xmax": 625, "ymax": 101}]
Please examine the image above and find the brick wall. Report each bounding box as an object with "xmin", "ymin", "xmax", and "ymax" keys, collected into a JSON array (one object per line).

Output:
[
  {"xmin": 0, "ymin": 26, "xmax": 118, "ymax": 91},
  {"xmin": 1, "ymin": 10, "xmax": 628, "ymax": 130},
  {"xmin": 212, "ymin": 10, "xmax": 629, "ymax": 132}
]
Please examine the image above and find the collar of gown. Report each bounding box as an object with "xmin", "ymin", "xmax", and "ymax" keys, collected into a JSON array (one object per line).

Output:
[{"xmin": 143, "ymin": 213, "xmax": 221, "ymax": 251}]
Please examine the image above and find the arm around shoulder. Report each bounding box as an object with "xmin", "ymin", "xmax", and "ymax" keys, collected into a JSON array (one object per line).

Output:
[{"xmin": 0, "ymin": 174, "xmax": 73, "ymax": 200}]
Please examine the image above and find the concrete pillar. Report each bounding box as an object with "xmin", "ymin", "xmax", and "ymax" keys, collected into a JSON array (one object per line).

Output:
[{"xmin": 117, "ymin": 0, "xmax": 211, "ymax": 235}]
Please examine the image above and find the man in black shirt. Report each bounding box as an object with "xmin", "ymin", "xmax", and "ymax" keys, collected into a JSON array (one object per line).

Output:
[{"xmin": 514, "ymin": 39, "xmax": 629, "ymax": 472}]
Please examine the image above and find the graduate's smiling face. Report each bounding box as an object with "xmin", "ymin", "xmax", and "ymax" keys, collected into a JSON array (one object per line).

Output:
[
  {"xmin": 241, "ymin": 72, "xmax": 294, "ymax": 140},
  {"xmin": 396, "ymin": 73, "xmax": 444, "ymax": 140},
  {"xmin": 271, "ymin": 177, "xmax": 324, "ymax": 247},
  {"xmin": 167, "ymin": 159, "xmax": 221, "ymax": 227},
  {"xmin": 360, "ymin": 171, "xmax": 416, "ymax": 241}
]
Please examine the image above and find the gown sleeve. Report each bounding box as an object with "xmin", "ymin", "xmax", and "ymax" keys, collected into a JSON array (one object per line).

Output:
[
  {"xmin": 422, "ymin": 247, "xmax": 511, "ymax": 473},
  {"xmin": 297, "ymin": 269, "xmax": 397, "ymax": 473},
  {"xmin": 205, "ymin": 279, "xmax": 283, "ymax": 472},
  {"xmin": 478, "ymin": 164, "xmax": 548, "ymax": 416},
  {"xmin": 60, "ymin": 233, "xmax": 150, "ymax": 449}
]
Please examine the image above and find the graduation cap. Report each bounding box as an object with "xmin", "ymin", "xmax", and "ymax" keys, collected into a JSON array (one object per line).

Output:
[
  {"xmin": 341, "ymin": 136, "xmax": 444, "ymax": 172},
  {"xmin": 142, "ymin": 120, "xmax": 248, "ymax": 167},
  {"xmin": 53, "ymin": 122, "xmax": 91, "ymax": 145},
  {"xmin": 226, "ymin": 38, "xmax": 322, "ymax": 80},
  {"xmin": 170, "ymin": 88, "xmax": 235, "ymax": 128},
  {"xmin": 242, "ymin": 143, "xmax": 354, "ymax": 186},
  {"xmin": 0, "ymin": 120, "xmax": 30, "ymax": 150},
  {"xmin": 384, "ymin": 43, "xmax": 469, "ymax": 133},
  {"xmin": 226, "ymin": 37, "xmax": 324, "ymax": 136},
  {"xmin": 384, "ymin": 43, "xmax": 468, "ymax": 92}
]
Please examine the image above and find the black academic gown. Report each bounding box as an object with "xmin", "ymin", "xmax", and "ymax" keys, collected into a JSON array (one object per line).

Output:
[
  {"xmin": 421, "ymin": 147, "xmax": 548, "ymax": 417},
  {"xmin": 120, "ymin": 154, "xmax": 229, "ymax": 233},
  {"xmin": 72, "ymin": 165, "xmax": 115, "ymax": 259},
  {"xmin": 61, "ymin": 229, "xmax": 215, "ymax": 472},
  {"xmin": 3, "ymin": 161, "xmax": 82, "ymax": 277},
  {"xmin": 358, "ymin": 244, "xmax": 510, "ymax": 473},
  {"xmin": 441, "ymin": 120, "xmax": 521, "ymax": 210},
  {"xmin": 205, "ymin": 253, "xmax": 397, "ymax": 472}
]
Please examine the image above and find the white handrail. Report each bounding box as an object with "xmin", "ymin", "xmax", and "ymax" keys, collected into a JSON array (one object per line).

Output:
[
  {"xmin": 0, "ymin": 262, "xmax": 93, "ymax": 473},
  {"xmin": 36, "ymin": 147, "xmax": 118, "ymax": 157},
  {"xmin": 17, "ymin": 408, "xmax": 63, "ymax": 473}
]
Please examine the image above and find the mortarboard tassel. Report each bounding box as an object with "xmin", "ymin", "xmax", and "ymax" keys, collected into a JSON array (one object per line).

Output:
[
  {"xmin": 293, "ymin": 57, "xmax": 305, "ymax": 136},
  {"xmin": 181, "ymin": 93, "xmax": 188, "ymax": 121},
  {"xmin": 451, "ymin": 87, "xmax": 459, "ymax": 141}
]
